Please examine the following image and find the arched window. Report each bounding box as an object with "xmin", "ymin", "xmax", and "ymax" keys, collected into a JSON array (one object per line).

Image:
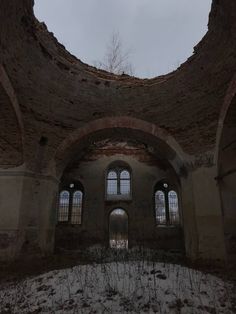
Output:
[
  {"xmin": 107, "ymin": 171, "xmax": 118, "ymax": 195},
  {"xmin": 154, "ymin": 182, "xmax": 180, "ymax": 226},
  {"xmin": 57, "ymin": 183, "xmax": 83, "ymax": 225},
  {"xmin": 120, "ymin": 170, "xmax": 131, "ymax": 195},
  {"xmin": 107, "ymin": 168, "xmax": 131, "ymax": 197},
  {"xmin": 155, "ymin": 190, "xmax": 166, "ymax": 225},
  {"xmin": 71, "ymin": 191, "xmax": 83, "ymax": 224},
  {"xmin": 58, "ymin": 190, "xmax": 70, "ymax": 222},
  {"xmin": 168, "ymin": 190, "xmax": 179, "ymax": 225}
]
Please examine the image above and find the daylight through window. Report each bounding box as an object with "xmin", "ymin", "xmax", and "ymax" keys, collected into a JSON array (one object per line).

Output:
[
  {"xmin": 155, "ymin": 183, "xmax": 179, "ymax": 226},
  {"xmin": 107, "ymin": 168, "xmax": 131, "ymax": 197},
  {"xmin": 58, "ymin": 184, "xmax": 83, "ymax": 224}
]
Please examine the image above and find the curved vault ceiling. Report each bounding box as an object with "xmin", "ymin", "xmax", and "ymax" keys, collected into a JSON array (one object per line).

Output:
[{"xmin": 0, "ymin": 0, "xmax": 236, "ymax": 171}]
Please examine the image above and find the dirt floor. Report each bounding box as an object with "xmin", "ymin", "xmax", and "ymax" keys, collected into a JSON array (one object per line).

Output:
[{"xmin": 0, "ymin": 249, "xmax": 235, "ymax": 284}]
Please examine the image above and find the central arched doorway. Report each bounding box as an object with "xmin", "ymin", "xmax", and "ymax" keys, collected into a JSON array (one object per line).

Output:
[{"xmin": 109, "ymin": 208, "xmax": 128, "ymax": 249}]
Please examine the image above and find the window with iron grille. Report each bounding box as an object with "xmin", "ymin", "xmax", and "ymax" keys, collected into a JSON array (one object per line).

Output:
[
  {"xmin": 155, "ymin": 190, "xmax": 166, "ymax": 225},
  {"xmin": 168, "ymin": 190, "xmax": 179, "ymax": 225},
  {"xmin": 155, "ymin": 182, "xmax": 179, "ymax": 226},
  {"xmin": 107, "ymin": 168, "xmax": 131, "ymax": 197},
  {"xmin": 58, "ymin": 190, "xmax": 70, "ymax": 222},
  {"xmin": 58, "ymin": 182, "xmax": 83, "ymax": 225}
]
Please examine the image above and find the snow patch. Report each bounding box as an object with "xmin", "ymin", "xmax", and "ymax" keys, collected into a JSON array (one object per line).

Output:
[{"xmin": 0, "ymin": 261, "xmax": 234, "ymax": 313}]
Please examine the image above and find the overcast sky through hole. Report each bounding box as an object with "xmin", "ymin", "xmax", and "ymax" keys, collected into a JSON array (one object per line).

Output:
[{"xmin": 34, "ymin": 0, "xmax": 212, "ymax": 78}]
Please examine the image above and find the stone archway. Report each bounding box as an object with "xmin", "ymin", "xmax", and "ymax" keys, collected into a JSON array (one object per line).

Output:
[
  {"xmin": 49, "ymin": 116, "xmax": 194, "ymax": 257},
  {"xmin": 217, "ymin": 90, "xmax": 236, "ymax": 264},
  {"xmin": 48, "ymin": 116, "xmax": 189, "ymax": 178}
]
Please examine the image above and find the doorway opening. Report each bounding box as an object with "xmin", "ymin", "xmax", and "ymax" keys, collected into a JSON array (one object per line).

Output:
[{"xmin": 109, "ymin": 208, "xmax": 128, "ymax": 249}]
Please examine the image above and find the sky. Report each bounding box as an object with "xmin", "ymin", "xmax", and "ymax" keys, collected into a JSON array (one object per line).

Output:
[{"xmin": 34, "ymin": 0, "xmax": 212, "ymax": 78}]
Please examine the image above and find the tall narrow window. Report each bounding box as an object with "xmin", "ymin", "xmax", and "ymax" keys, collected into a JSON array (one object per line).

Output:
[
  {"xmin": 71, "ymin": 191, "xmax": 83, "ymax": 224},
  {"xmin": 107, "ymin": 171, "xmax": 118, "ymax": 195},
  {"xmin": 155, "ymin": 190, "xmax": 166, "ymax": 224},
  {"xmin": 106, "ymin": 167, "xmax": 131, "ymax": 198},
  {"xmin": 154, "ymin": 182, "xmax": 180, "ymax": 226},
  {"xmin": 168, "ymin": 191, "xmax": 179, "ymax": 225},
  {"xmin": 57, "ymin": 182, "xmax": 83, "ymax": 225},
  {"xmin": 120, "ymin": 170, "xmax": 130, "ymax": 195},
  {"xmin": 58, "ymin": 190, "xmax": 70, "ymax": 222}
]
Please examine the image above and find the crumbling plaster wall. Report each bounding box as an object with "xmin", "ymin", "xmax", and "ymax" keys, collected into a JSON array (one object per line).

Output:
[
  {"xmin": 0, "ymin": 66, "xmax": 24, "ymax": 167},
  {"xmin": 0, "ymin": 165, "xmax": 58, "ymax": 260}
]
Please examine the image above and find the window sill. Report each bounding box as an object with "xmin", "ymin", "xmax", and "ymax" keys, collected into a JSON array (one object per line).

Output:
[
  {"xmin": 156, "ymin": 224, "xmax": 181, "ymax": 228},
  {"xmin": 106, "ymin": 195, "xmax": 132, "ymax": 202},
  {"xmin": 57, "ymin": 222, "xmax": 82, "ymax": 226}
]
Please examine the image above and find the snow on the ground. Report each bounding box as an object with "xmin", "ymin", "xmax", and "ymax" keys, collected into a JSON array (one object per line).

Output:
[{"xmin": 0, "ymin": 261, "xmax": 234, "ymax": 313}]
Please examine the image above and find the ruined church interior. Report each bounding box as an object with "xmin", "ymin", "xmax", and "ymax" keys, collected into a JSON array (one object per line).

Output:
[{"xmin": 0, "ymin": 0, "xmax": 236, "ymax": 312}]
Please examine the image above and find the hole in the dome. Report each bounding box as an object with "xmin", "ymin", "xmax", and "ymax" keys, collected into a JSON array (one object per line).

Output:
[{"xmin": 34, "ymin": 0, "xmax": 212, "ymax": 79}]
